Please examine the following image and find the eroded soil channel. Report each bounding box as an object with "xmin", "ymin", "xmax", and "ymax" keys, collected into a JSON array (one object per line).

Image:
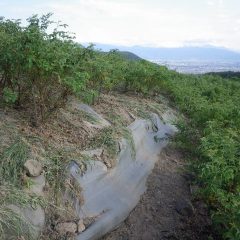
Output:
[{"xmin": 102, "ymin": 146, "xmax": 214, "ymax": 240}]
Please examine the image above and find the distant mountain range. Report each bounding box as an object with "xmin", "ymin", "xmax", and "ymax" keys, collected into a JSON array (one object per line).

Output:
[{"xmin": 91, "ymin": 43, "xmax": 240, "ymax": 62}]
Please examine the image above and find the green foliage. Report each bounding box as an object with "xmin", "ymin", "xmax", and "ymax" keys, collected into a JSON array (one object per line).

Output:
[
  {"xmin": 2, "ymin": 88, "xmax": 18, "ymax": 104},
  {"xmin": 162, "ymin": 73, "xmax": 240, "ymax": 239},
  {"xmin": 87, "ymin": 127, "xmax": 118, "ymax": 158},
  {"xmin": 44, "ymin": 148, "xmax": 82, "ymax": 211},
  {"xmin": 79, "ymin": 89, "xmax": 98, "ymax": 105},
  {"xmin": 0, "ymin": 14, "xmax": 88, "ymax": 124},
  {"xmin": 0, "ymin": 14, "xmax": 165, "ymax": 120}
]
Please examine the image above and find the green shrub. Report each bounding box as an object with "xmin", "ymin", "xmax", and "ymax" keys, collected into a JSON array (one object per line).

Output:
[
  {"xmin": 162, "ymin": 73, "xmax": 240, "ymax": 239},
  {"xmin": 2, "ymin": 88, "xmax": 18, "ymax": 104}
]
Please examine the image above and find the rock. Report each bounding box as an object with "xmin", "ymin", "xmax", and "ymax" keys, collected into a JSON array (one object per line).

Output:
[
  {"xmin": 22, "ymin": 205, "xmax": 45, "ymax": 228},
  {"xmin": 76, "ymin": 103, "xmax": 111, "ymax": 128},
  {"xmin": 28, "ymin": 174, "xmax": 46, "ymax": 196},
  {"xmin": 56, "ymin": 222, "xmax": 77, "ymax": 235},
  {"xmin": 77, "ymin": 219, "xmax": 86, "ymax": 233},
  {"xmin": 24, "ymin": 160, "xmax": 42, "ymax": 177},
  {"xmin": 175, "ymin": 198, "xmax": 194, "ymax": 217},
  {"xmin": 7, "ymin": 204, "xmax": 45, "ymax": 238}
]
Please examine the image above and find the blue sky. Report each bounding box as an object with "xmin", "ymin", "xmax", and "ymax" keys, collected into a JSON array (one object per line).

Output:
[{"xmin": 1, "ymin": 0, "xmax": 240, "ymax": 50}]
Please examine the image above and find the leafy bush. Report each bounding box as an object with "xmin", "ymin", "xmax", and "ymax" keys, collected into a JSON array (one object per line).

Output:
[
  {"xmin": 162, "ymin": 73, "xmax": 240, "ymax": 239},
  {"xmin": 0, "ymin": 14, "xmax": 88, "ymax": 124},
  {"xmin": 2, "ymin": 88, "xmax": 18, "ymax": 104}
]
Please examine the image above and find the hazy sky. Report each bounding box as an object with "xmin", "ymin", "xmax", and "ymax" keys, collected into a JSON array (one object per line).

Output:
[{"xmin": 1, "ymin": 0, "xmax": 240, "ymax": 50}]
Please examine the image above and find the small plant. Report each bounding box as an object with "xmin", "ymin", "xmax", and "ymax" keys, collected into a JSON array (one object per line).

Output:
[
  {"xmin": 80, "ymin": 110, "xmax": 99, "ymax": 124},
  {"xmin": 0, "ymin": 138, "xmax": 29, "ymax": 186},
  {"xmin": 121, "ymin": 127, "xmax": 136, "ymax": 159},
  {"xmin": 87, "ymin": 127, "xmax": 118, "ymax": 159},
  {"xmin": 44, "ymin": 148, "xmax": 83, "ymax": 209},
  {"xmin": 2, "ymin": 88, "xmax": 18, "ymax": 104},
  {"xmin": 0, "ymin": 184, "xmax": 45, "ymax": 239},
  {"xmin": 80, "ymin": 89, "xmax": 98, "ymax": 105}
]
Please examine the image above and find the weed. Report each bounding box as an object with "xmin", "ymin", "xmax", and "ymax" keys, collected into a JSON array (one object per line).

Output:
[
  {"xmin": 80, "ymin": 110, "xmax": 99, "ymax": 124},
  {"xmin": 87, "ymin": 127, "xmax": 118, "ymax": 159},
  {"xmin": 121, "ymin": 128, "xmax": 136, "ymax": 159},
  {"xmin": 106, "ymin": 111, "xmax": 126, "ymax": 126},
  {"xmin": 0, "ymin": 184, "xmax": 45, "ymax": 240},
  {"xmin": 0, "ymin": 138, "xmax": 29, "ymax": 186},
  {"xmin": 44, "ymin": 148, "xmax": 83, "ymax": 211}
]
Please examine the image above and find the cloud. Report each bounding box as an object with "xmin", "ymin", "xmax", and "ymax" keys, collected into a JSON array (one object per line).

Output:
[
  {"xmin": 1, "ymin": 0, "xmax": 240, "ymax": 50},
  {"xmin": 206, "ymin": 0, "xmax": 215, "ymax": 6}
]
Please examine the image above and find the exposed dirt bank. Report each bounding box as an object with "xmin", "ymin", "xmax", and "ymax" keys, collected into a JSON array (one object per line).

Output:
[
  {"xmin": 0, "ymin": 93, "xmax": 217, "ymax": 240},
  {"xmin": 102, "ymin": 146, "xmax": 215, "ymax": 240}
]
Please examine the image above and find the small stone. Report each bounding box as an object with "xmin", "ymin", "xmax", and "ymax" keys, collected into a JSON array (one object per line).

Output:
[
  {"xmin": 24, "ymin": 160, "xmax": 42, "ymax": 177},
  {"xmin": 28, "ymin": 174, "xmax": 46, "ymax": 196},
  {"xmin": 77, "ymin": 219, "xmax": 86, "ymax": 233},
  {"xmin": 55, "ymin": 222, "xmax": 77, "ymax": 235},
  {"xmin": 7, "ymin": 204, "xmax": 45, "ymax": 238},
  {"xmin": 175, "ymin": 198, "xmax": 194, "ymax": 217}
]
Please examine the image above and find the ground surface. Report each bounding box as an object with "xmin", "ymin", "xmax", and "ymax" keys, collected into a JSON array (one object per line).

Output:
[
  {"xmin": 0, "ymin": 93, "xmax": 215, "ymax": 240},
  {"xmin": 102, "ymin": 146, "xmax": 214, "ymax": 240}
]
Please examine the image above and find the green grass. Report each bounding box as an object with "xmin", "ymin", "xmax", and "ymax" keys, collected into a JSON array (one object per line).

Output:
[
  {"xmin": 0, "ymin": 184, "xmax": 45, "ymax": 240},
  {"xmin": 86, "ymin": 110, "xmax": 136, "ymax": 159},
  {"xmin": 44, "ymin": 148, "xmax": 83, "ymax": 208},
  {"xmin": 79, "ymin": 110, "xmax": 99, "ymax": 124},
  {"xmin": 0, "ymin": 138, "xmax": 29, "ymax": 186},
  {"xmin": 105, "ymin": 111, "xmax": 126, "ymax": 126},
  {"xmin": 121, "ymin": 127, "xmax": 136, "ymax": 159},
  {"xmin": 87, "ymin": 127, "xmax": 118, "ymax": 159}
]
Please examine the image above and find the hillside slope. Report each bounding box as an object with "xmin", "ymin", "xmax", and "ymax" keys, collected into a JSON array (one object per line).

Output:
[
  {"xmin": 118, "ymin": 51, "xmax": 142, "ymax": 61},
  {"xmin": 0, "ymin": 93, "xmax": 178, "ymax": 239}
]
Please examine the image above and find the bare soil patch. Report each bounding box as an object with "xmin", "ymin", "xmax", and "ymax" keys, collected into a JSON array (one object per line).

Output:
[{"xmin": 102, "ymin": 146, "xmax": 215, "ymax": 240}]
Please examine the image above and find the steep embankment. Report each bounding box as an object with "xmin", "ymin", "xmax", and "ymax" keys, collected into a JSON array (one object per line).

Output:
[{"xmin": 0, "ymin": 93, "xmax": 179, "ymax": 239}]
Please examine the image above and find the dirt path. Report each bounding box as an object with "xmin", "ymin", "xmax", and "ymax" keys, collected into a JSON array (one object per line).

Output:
[{"xmin": 102, "ymin": 146, "xmax": 214, "ymax": 240}]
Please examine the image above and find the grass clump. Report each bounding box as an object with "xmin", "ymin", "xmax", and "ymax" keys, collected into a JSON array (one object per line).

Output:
[
  {"xmin": 121, "ymin": 127, "xmax": 136, "ymax": 159},
  {"xmin": 106, "ymin": 111, "xmax": 126, "ymax": 126},
  {"xmin": 0, "ymin": 138, "xmax": 29, "ymax": 186},
  {"xmin": 44, "ymin": 148, "xmax": 83, "ymax": 210},
  {"xmin": 87, "ymin": 124, "xmax": 136, "ymax": 160},
  {"xmin": 103, "ymin": 108, "xmax": 136, "ymax": 159},
  {"xmin": 0, "ymin": 184, "xmax": 45, "ymax": 240},
  {"xmin": 87, "ymin": 127, "xmax": 118, "ymax": 159},
  {"xmin": 80, "ymin": 110, "xmax": 99, "ymax": 124}
]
